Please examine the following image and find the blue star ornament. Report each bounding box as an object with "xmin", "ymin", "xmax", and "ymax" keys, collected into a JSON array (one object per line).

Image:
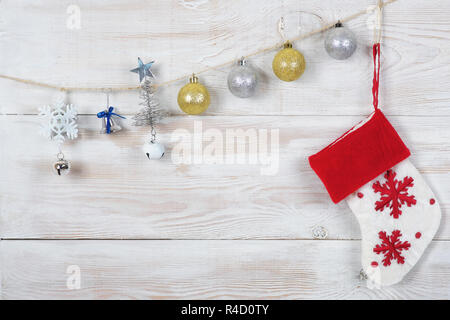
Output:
[{"xmin": 130, "ymin": 57, "xmax": 155, "ymax": 82}]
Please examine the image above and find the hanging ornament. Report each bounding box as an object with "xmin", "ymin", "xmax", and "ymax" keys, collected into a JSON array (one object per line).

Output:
[
  {"xmin": 97, "ymin": 92, "xmax": 126, "ymax": 134},
  {"xmin": 130, "ymin": 57, "xmax": 155, "ymax": 82},
  {"xmin": 142, "ymin": 126, "xmax": 165, "ymax": 160},
  {"xmin": 97, "ymin": 91, "xmax": 126, "ymax": 134},
  {"xmin": 177, "ymin": 74, "xmax": 210, "ymax": 115},
  {"xmin": 132, "ymin": 80, "xmax": 166, "ymax": 127},
  {"xmin": 272, "ymin": 41, "xmax": 306, "ymax": 82},
  {"xmin": 38, "ymin": 95, "xmax": 78, "ymax": 144},
  {"xmin": 308, "ymin": 40, "xmax": 442, "ymax": 286},
  {"xmin": 38, "ymin": 93, "xmax": 78, "ymax": 175},
  {"xmin": 53, "ymin": 152, "xmax": 71, "ymax": 176},
  {"xmin": 324, "ymin": 21, "xmax": 357, "ymax": 60},
  {"xmin": 227, "ymin": 58, "xmax": 258, "ymax": 98},
  {"xmin": 131, "ymin": 59, "xmax": 167, "ymax": 160},
  {"xmin": 143, "ymin": 139, "xmax": 165, "ymax": 160},
  {"xmin": 97, "ymin": 106, "xmax": 125, "ymax": 134}
]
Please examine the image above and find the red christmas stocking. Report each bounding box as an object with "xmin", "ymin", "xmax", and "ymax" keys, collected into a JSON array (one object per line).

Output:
[{"xmin": 308, "ymin": 44, "xmax": 441, "ymax": 286}]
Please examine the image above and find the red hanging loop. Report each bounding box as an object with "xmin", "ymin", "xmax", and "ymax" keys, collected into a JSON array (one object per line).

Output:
[{"xmin": 372, "ymin": 43, "xmax": 381, "ymax": 110}]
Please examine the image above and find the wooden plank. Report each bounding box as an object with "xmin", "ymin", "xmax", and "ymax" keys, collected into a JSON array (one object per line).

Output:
[
  {"xmin": 1, "ymin": 0, "xmax": 449, "ymax": 116},
  {"xmin": 1, "ymin": 239, "xmax": 449, "ymax": 299},
  {"xmin": 1, "ymin": 115, "xmax": 449, "ymax": 239}
]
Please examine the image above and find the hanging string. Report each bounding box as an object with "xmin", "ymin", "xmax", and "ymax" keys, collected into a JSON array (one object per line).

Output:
[
  {"xmin": 277, "ymin": 17, "xmax": 288, "ymax": 41},
  {"xmin": 373, "ymin": 0, "xmax": 383, "ymax": 44},
  {"xmin": 372, "ymin": 43, "xmax": 381, "ymax": 110},
  {"xmin": 372, "ymin": 0, "xmax": 383, "ymax": 110},
  {"xmin": 0, "ymin": 0, "xmax": 396, "ymax": 92}
]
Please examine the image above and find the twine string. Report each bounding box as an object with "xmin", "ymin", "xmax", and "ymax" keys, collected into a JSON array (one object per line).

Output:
[
  {"xmin": 374, "ymin": 0, "xmax": 383, "ymax": 44},
  {"xmin": 0, "ymin": 0, "xmax": 395, "ymax": 92}
]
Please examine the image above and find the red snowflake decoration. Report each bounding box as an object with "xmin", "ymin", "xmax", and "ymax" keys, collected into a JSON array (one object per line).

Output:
[
  {"xmin": 373, "ymin": 230, "xmax": 411, "ymax": 266},
  {"xmin": 372, "ymin": 170, "xmax": 416, "ymax": 219}
]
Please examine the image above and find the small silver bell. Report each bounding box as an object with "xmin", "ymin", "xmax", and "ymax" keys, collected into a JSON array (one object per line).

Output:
[
  {"xmin": 53, "ymin": 153, "xmax": 70, "ymax": 176},
  {"xmin": 100, "ymin": 116, "xmax": 122, "ymax": 134}
]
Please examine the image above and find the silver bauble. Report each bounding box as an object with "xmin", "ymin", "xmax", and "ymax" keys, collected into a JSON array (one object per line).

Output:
[
  {"xmin": 324, "ymin": 23, "xmax": 357, "ymax": 60},
  {"xmin": 143, "ymin": 141, "xmax": 165, "ymax": 160},
  {"xmin": 53, "ymin": 159, "xmax": 70, "ymax": 176},
  {"xmin": 227, "ymin": 58, "xmax": 258, "ymax": 98}
]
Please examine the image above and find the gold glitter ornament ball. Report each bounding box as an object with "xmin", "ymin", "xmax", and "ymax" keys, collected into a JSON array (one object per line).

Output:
[
  {"xmin": 177, "ymin": 74, "xmax": 210, "ymax": 115},
  {"xmin": 272, "ymin": 41, "xmax": 306, "ymax": 82}
]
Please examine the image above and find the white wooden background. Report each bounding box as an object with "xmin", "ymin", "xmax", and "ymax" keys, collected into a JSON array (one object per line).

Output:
[{"xmin": 0, "ymin": 0, "xmax": 449, "ymax": 299}]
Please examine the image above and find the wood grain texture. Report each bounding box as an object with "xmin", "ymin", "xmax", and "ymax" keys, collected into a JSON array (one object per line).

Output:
[
  {"xmin": 0, "ymin": 0, "xmax": 449, "ymax": 116},
  {"xmin": 1, "ymin": 115, "xmax": 448, "ymax": 240},
  {"xmin": 0, "ymin": 0, "xmax": 449, "ymax": 299},
  {"xmin": 1, "ymin": 240, "xmax": 449, "ymax": 299}
]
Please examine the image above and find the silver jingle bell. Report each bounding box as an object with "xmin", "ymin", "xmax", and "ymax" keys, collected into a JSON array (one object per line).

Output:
[
  {"xmin": 227, "ymin": 58, "xmax": 258, "ymax": 98},
  {"xmin": 100, "ymin": 115, "xmax": 122, "ymax": 134},
  {"xmin": 143, "ymin": 141, "xmax": 165, "ymax": 160},
  {"xmin": 324, "ymin": 23, "xmax": 357, "ymax": 60},
  {"xmin": 53, "ymin": 159, "xmax": 70, "ymax": 176}
]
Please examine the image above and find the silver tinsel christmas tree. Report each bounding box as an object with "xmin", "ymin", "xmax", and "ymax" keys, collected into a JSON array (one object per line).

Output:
[{"xmin": 133, "ymin": 79, "xmax": 166, "ymax": 127}]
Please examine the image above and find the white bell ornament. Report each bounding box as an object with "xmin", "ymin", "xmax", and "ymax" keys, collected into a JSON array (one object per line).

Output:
[{"xmin": 143, "ymin": 141, "xmax": 165, "ymax": 160}]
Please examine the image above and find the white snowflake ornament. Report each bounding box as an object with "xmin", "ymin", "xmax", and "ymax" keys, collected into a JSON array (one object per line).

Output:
[{"xmin": 39, "ymin": 96, "xmax": 78, "ymax": 144}]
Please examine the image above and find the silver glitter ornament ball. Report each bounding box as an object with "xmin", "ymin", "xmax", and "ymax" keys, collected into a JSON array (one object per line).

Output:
[
  {"xmin": 143, "ymin": 141, "xmax": 165, "ymax": 160},
  {"xmin": 227, "ymin": 58, "xmax": 258, "ymax": 98},
  {"xmin": 324, "ymin": 23, "xmax": 357, "ymax": 60}
]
